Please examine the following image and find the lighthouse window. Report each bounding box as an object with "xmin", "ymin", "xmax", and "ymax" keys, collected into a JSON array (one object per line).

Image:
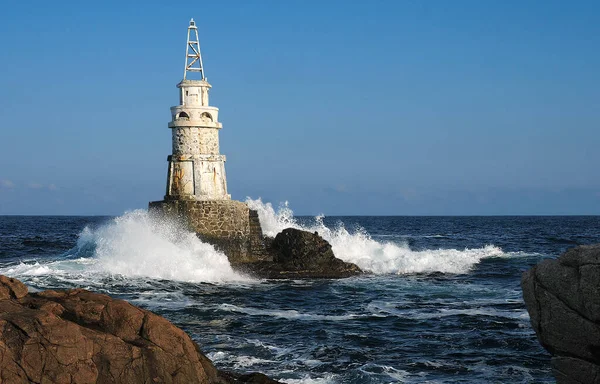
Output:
[
  {"xmin": 201, "ymin": 112, "xmax": 213, "ymax": 121},
  {"xmin": 177, "ymin": 112, "xmax": 190, "ymax": 120}
]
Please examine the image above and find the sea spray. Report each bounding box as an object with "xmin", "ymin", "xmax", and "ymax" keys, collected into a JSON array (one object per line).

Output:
[
  {"xmin": 1, "ymin": 210, "xmax": 249, "ymax": 284},
  {"xmin": 78, "ymin": 210, "xmax": 248, "ymax": 282},
  {"xmin": 245, "ymin": 198, "xmax": 300, "ymax": 237},
  {"xmin": 2, "ymin": 201, "xmax": 508, "ymax": 282},
  {"xmin": 246, "ymin": 198, "xmax": 506, "ymax": 274}
]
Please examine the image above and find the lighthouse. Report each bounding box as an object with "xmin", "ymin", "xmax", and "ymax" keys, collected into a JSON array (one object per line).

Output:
[
  {"xmin": 150, "ymin": 19, "xmax": 268, "ymax": 264},
  {"xmin": 165, "ymin": 19, "xmax": 229, "ymax": 200}
]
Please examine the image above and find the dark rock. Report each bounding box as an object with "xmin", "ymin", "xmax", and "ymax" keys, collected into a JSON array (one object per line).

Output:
[
  {"xmin": 552, "ymin": 356, "xmax": 600, "ymax": 384},
  {"xmin": 272, "ymin": 228, "xmax": 340, "ymax": 267},
  {"xmin": 522, "ymin": 244, "xmax": 600, "ymax": 384},
  {"xmin": 0, "ymin": 275, "xmax": 281, "ymax": 384},
  {"xmin": 220, "ymin": 372, "xmax": 282, "ymax": 383},
  {"xmin": 148, "ymin": 203, "xmax": 358, "ymax": 279},
  {"xmin": 235, "ymin": 228, "xmax": 362, "ymax": 279}
]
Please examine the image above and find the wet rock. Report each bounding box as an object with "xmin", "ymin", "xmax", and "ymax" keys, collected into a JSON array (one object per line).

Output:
[
  {"xmin": 236, "ymin": 228, "xmax": 362, "ymax": 279},
  {"xmin": 0, "ymin": 275, "xmax": 281, "ymax": 384},
  {"xmin": 220, "ymin": 372, "xmax": 282, "ymax": 383},
  {"xmin": 521, "ymin": 244, "xmax": 600, "ymax": 384}
]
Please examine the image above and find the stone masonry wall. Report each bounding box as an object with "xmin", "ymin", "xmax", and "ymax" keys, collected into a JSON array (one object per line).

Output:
[
  {"xmin": 188, "ymin": 200, "xmax": 249, "ymax": 239},
  {"xmin": 149, "ymin": 199, "xmax": 249, "ymax": 238},
  {"xmin": 172, "ymin": 128, "xmax": 200, "ymax": 155},
  {"xmin": 248, "ymin": 210, "xmax": 271, "ymax": 262},
  {"xmin": 198, "ymin": 129, "xmax": 220, "ymax": 154},
  {"xmin": 149, "ymin": 199, "xmax": 264, "ymax": 263}
]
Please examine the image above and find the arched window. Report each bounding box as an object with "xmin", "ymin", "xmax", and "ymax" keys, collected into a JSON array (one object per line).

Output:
[
  {"xmin": 201, "ymin": 112, "xmax": 213, "ymax": 122},
  {"xmin": 177, "ymin": 112, "xmax": 190, "ymax": 120}
]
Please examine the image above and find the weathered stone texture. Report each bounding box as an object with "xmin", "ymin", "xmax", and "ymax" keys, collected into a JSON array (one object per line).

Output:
[
  {"xmin": 149, "ymin": 199, "xmax": 260, "ymax": 263},
  {"xmin": 148, "ymin": 201, "xmax": 364, "ymax": 278},
  {"xmin": 198, "ymin": 128, "xmax": 220, "ymax": 154},
  {"xmin": 150, "ymin": 199, "xmax": 249, "ymax": 239},
  {"xmin": 237, "ymin": 228, "xmax": 362, "ymax": 279},
  {"xmin": 0, "ymin": 275, "xmax": 28, "ymax": 300},
  {"xmin": 194, "ymin": 159, "xmax": 228, "ymax": 199},
  {"xmin": 522, "ymin": 244, "xmax": 600, "ymax": 384},
  {"xmin": 248, "ymin": 210, "xmax": 272, "ymax": 262},
  {"xmin": 0, "ymin": 276, "xmax": 284, "ymax": 383},
  {"xmin": 171, "ymin": 127, "xmax": 219, "ymax": 155},
  {"xmin": 165, "ymin": 78, "xmax": 228, "ymax": 201},
  {"xmin": 172, "ymin": 127, "xmax": 200, "ymax": 155}
]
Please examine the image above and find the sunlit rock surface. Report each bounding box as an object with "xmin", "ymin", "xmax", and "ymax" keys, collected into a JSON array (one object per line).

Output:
[{"xmin": 0, "ymin": 275, "xmax": 280, "ymax": 384}]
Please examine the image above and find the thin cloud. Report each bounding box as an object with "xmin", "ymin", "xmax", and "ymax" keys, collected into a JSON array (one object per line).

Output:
[
  {"xmin": 28, "ymin": 182, "xmax": 59, "ymax": 191},
  {"xmin": 0, "ymin": 179, "xmax": 15, "ymax": 189}
]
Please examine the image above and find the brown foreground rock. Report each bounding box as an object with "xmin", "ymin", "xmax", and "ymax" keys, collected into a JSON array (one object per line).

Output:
[
  {"xmin": 234, "ymin": 228, "xmax": 362, "ymax": 279},
  {"xmin": 521, "ymin": 244, "xmax": 600, "ymax": 384},
  {"xmin": 0, "ymin": 276, "xmax": 280, "ymax": 384}
]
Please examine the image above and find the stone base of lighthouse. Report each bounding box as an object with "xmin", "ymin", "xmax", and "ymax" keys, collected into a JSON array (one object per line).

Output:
[{"xmin": 148, "ymin": 199, "xmax": 270, "ymax": 264}]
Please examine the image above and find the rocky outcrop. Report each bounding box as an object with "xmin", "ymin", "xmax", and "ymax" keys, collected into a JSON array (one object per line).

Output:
[
  {"xmin": 148, "ymin": 202, "xmax": 361, "ymax": 279},
  {"xmin": 521, "ymin": 244, "xmax": 600, "ymax": 384},
  {"xmin": 0, "ymin": 276, "xmax": 280, "ymax": 384},
  {"xmin": 235, "ymin": 228, "xmax": 362, "ymax": 279}
]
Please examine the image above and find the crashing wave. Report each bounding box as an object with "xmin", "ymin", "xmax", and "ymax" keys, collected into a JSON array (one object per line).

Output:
[{"xmin": 246, "ymin": 198, "xmax": 507, "ymax": 275}]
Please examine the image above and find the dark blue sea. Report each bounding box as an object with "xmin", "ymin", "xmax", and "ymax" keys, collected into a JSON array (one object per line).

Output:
[{"xmin": 1, "ymin": 199, "xmax": 599, "ymax": 383}]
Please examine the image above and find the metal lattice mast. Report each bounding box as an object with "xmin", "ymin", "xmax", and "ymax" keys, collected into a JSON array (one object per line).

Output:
[{"xmin": 183, "ymin": 18, "xmax": 205, "ymax": 80}]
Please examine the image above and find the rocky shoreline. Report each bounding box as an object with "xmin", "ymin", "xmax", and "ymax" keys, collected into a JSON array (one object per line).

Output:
[
  {"xmin": 0, "ymin": 228, "xmax": 360, "ymax": 383},
  {"xmin": 0, "ymin": 275, "xmax": 280, "ymax": 384},
  {"xmin": 522, "ymin": 244, "xmax": 600, "ymax": 384}
]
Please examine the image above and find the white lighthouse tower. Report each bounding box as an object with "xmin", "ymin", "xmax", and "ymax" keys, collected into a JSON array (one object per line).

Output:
[
  {"xmin": 165, "ymin": 18, "xmax": 230, "ymax": 200},
  {"xmin": 151, "ymin": 19, "xmax": 270, "ymax": 264}
]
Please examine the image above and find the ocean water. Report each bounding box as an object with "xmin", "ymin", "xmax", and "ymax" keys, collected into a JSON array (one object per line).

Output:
[{"xmin": 1, "ymin": 199, "xmax": 599, "ymax": 383}]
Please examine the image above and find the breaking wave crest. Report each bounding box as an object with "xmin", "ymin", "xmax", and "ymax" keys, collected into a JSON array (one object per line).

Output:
[
  {"xmin": 79, "ymin": 210, "xmax": 248, "ymax": 282},
  {"xmin": 1, "ymin": 200, "xmax": 515, "ymax": 284},
  {"xmin": 1, "ymin": 210, "xmax": 249, "ymax": 284},
  {"xmin": 246, "ymin": 198, "xmax": 508, "ymax": 275}
]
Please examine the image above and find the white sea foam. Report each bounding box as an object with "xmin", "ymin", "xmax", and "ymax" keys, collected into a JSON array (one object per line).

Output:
[
  {"xmin": 391, "ymin": 307, "xmax": 529, "ymax": 321},
  {"xmin": 79, "ymin": 210, "xmax": 248, "ymax": 282},
  {"xmin": 219, "ymin": 303, "xmax": 360, "ymax": 321},
  {"xmin": 246, "ymin": 198, "xmax": 301, "ymax": 237},
  {"xmin": 0, "ymin": 210, "xmax": 249, "ymax": 284},
  {"xmin": 1, "ymin": 199, "xmax": 519, "ymax": 284},
  {"xmin": 281, "ymin": 374, "xmax": 339, "ymax": 384},
  {"xmin": 246, "ymin": 198, "xmax": 509, "ymax": 275},
  {"xmin": 207, "ymin": 351, "xmax": 274, "ymax": 368},
  {"xmin": 358, "ymin": 363, "xmax": 412, "ymax": 381},
  {"xmin": 245, "ymin": 339, "xmax": 292, "ymax": 356}
]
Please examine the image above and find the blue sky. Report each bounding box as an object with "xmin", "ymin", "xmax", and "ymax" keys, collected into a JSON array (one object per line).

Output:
[{"xmin": 0, "ymin": 0, "xmax": 598, "ymax": 215}]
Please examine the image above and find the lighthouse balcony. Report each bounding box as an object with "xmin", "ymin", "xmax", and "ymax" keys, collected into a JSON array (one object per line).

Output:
[
  {"xmin": 168, "ymin": 120, "xmax": 222, "ymax": 129},
  {"xmin": 171, "ymin": 106, "xmax": 219, "ymax": 120}
]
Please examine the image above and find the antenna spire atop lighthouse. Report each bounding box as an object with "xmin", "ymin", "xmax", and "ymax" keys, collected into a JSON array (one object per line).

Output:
[{"xmin": 184, "ymin": 18, "xmax": 205, "ymax": 80}]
